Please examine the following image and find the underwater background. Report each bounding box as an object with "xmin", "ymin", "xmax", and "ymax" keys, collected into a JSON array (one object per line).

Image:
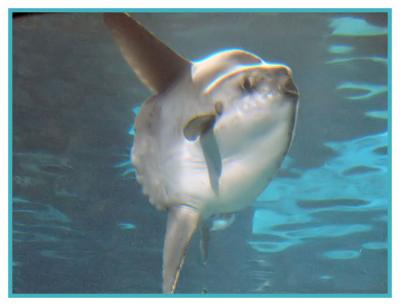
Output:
[{"xmin": 11, "ymin": 12, "xmax": 389, "ymax": 294}]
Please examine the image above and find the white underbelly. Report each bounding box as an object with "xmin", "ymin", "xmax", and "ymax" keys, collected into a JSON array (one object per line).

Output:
[{"xmin": 167, "ymin": 124, "xmax": 290, "ymax": 217}]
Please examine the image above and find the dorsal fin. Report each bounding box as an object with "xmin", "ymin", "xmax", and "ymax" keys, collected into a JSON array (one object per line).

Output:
[{"xmin": 104, "ymin": 13, "xmax": 191, "ymax": 93}]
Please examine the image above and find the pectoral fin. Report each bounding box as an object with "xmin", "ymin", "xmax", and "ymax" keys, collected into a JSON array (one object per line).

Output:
[
  {"xmin": 103, "ymin": 13, "xmax": 190, "ymax": 93},
  {"xmin": 200, "ymin": 129, "xmax": 222, "ymax": 194},
  {"xmin": 183, "ymin": 114, "xmax": 222, "ymax": 193},
  {"xmin": 163, "ymin": 205, "xmax": 201, "ymax": 293},
  {"xmin": 183, "ymin": 114, "xmax": 216, "ymax": 141}
]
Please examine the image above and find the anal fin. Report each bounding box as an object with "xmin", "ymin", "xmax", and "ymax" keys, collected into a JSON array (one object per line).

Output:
[{"xmin": 163, "ymin": 205, "xmax": 201, "ymax": 293}]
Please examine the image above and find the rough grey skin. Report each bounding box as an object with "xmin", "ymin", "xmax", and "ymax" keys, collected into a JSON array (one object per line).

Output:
[{"xmin": 104, "ymin": 13, "xmax": 299, "ymax": 293}]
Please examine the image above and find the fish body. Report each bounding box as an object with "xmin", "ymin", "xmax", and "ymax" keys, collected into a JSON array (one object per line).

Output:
[
  {"xmin": 104, "ymin": 13, "xmax": 299, "ymax": 293},
  {"xmin": 133, "ymin": 56, "xmax": 297, "ymax": 218}
]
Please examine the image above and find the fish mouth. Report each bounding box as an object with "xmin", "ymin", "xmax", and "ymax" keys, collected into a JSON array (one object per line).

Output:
[{"xmin": 283, "ymin": 78, "xmax": 299, "ymax": 98}]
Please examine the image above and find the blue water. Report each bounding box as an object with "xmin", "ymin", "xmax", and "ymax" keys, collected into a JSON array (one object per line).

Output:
[{"xmin": 11, "ymin": 12, "xmax": 389, "ymax": 294}]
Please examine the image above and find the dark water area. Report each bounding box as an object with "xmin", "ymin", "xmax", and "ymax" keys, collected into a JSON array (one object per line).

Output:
[{"xmin": 11, "ymin": 12, "xmax": 389, "ymax": 294}]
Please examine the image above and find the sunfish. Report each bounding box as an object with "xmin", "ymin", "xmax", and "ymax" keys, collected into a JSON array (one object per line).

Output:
[{"xmin": 104, "ymin": 13, "xmax": 299, "ymax": 293}]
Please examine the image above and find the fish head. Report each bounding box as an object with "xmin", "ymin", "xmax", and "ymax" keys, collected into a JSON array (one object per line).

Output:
[{"xmin": 196, "ymin": 54, "xmax": 299, "ymax": 155}]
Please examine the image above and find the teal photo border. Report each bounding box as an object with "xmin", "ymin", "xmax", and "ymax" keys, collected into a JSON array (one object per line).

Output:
[{"xmin": 8, "ymin": 7, "xmax": 392, "ymax": 298}]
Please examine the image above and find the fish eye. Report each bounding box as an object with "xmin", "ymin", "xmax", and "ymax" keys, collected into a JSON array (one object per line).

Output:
[
  {"xmin": 241, "ymin": 77, "xmax": 252, "ymax": 92},
  {"xmin": 240, "ymin": 76, "xmax": 257, "ymax": 93}
]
